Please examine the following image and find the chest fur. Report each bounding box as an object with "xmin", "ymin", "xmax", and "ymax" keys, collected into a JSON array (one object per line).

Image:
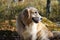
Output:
[
  {"xmin": 22, "ymin": 23, "xmax": 38, "ymax": 40},
  {"xmin": 28, "ymin": 23, "xmax": 38, "ymax": 40}
]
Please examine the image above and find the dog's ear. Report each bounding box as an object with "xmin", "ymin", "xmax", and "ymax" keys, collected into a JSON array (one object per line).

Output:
[{"xmin": 23, "ymin": 8, "xmax": 30, "ymax": 18}]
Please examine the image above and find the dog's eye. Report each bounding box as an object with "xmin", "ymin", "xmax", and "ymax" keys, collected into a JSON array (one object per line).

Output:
[{"xmin": 35, "ymin": 12, "xmax": 37, "ymax": 14}]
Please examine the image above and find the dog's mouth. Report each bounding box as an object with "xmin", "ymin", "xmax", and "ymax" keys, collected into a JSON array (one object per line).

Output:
[{"xmin": 32, "ymin": 17, "xmax": 42, "ymax": 23}]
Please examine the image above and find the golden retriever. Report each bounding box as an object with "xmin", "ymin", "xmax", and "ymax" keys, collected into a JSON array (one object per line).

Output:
[{"xmin": 16, "ymin": 7, "xmax": 53, "ymax": 40}]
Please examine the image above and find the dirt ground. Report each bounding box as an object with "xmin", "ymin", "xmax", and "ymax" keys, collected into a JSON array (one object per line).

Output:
[{"xmin": 0, "ymin": 30, "xmax": 20, "ymax": 40}]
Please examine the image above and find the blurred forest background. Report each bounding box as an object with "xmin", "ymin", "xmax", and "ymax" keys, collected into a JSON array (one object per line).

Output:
[{"xmin": 0, "ymin": 0, "xmax": 60, "ymax": 31}]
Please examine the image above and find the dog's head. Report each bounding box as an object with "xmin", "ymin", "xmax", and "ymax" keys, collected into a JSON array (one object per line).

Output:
[{"xmin": 22, "ymin": 7, "xmax": 42, "ymax": 23}]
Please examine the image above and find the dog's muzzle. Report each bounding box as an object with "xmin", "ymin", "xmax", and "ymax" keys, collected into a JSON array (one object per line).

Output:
[{"xmin": 32, "ymin": 17, "xmax": 42, "ymax": 23}]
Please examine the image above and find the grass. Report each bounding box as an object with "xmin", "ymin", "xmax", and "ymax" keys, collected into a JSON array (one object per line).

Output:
[{"xmin": 42, "ymin": 17, "xmax": 60, "ymax": 31}]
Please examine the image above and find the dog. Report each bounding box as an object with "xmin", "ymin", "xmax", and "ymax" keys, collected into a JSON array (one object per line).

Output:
[{"xmin": 16, "ymin": 7, "xmax": 53, "ymax": 40}]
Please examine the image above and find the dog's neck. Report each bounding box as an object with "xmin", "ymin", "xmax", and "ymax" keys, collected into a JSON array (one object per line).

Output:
[
  {"xmin": 31, "ymin": 23, "xmax": 38, "ymax": 40},
  {"xmin": 26, "ymin": 22, "xmax": 38, "ymax": 40}
]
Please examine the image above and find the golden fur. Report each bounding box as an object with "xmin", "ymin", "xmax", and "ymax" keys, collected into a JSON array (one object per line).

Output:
[{"xmin": 16, "ymin": 7, "xmax": 53, "ymax": 40}]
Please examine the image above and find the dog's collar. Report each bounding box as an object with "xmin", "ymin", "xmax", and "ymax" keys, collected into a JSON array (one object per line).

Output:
[{"xmin": 20, "ymin": 20, "xmax": 26, "ymax": 28}]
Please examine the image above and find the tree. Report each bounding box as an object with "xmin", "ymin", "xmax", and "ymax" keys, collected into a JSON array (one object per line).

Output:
[{"xmin": 46, "ymin": 0, "xmax": 51, "ymax": 18}]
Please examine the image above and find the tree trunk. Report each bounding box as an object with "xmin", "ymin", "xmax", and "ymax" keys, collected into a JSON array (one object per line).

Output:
[{"xmin": 46, "ymin": 0, "xmax": 51, "ymax": 18}]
